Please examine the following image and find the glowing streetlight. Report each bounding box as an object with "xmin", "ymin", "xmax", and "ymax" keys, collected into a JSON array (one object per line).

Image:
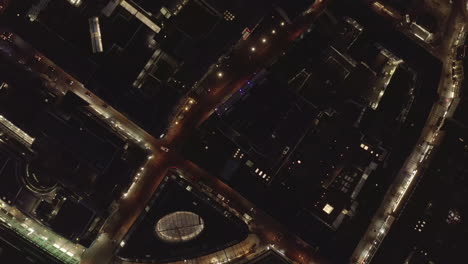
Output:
[
  {"xmin": 261, "ymin": 38, "xmax": 267, "ymax": 43},
  {"xmin": 251, "ymin": 46, "xmax": 256, "ymax": 52},
  {"xmin": 217, "ymin": 71, "xmax": 224, "ymax": 78},
  {"xmin": 272, "ymin": 29, "xmax": 276, "ymax": 34},
  {"xmin": 280, "ymin": 21, "xmax": 285, "ymax": 26}
]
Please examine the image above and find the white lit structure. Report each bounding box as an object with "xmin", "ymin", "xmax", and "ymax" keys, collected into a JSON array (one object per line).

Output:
[
  {"xmin": 27, "ymin": 0, "xmax": 51, "ymax": 22},
  {"xmin": 120, "ymin": 0, "xmax": 161, "ymax": 33},
  {"xmin": 410, "ymin": 22, "xmax": 434, "ymax": 43},
  {"xmin": 88, "ymin": 17, "xmax": 103, "ymax": 53},
  {"xmin": 0, "ymin": 115, "xmax": 35, "ymax": 147},
  {"xmin": 0, "ymin": 199, "xmax": 84, "ymax": 264},
  {"xmin": 66, "ymin": 0, "xmax": 82, "ymax": 7}
]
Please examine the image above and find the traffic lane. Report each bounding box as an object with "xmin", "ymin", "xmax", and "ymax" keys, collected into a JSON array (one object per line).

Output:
[
  {"xmin": 289, "ymin": 1, "xmax": 331, "ymax": 42},
  {"xmin": 164, "ymin": 76, "xmax": 252, "ymax": 148},
  {"xmin": 253, "ymin": 218, "xmax": 332, "ymax": 264},
  {"xmin": 176, "ymin": 160, "xmax": 331, "ymax": 264},
  {"xmin": 80, "ymin": 234, "xmax": 115, "ymax": 264},
  {"xmin": 100, "ymin": 153, "xmax": 173, "ymax": 241},
  {"xmin": 163, "ymin": 0, "xmax": 329, "ymax": 143},
  {"xmin": 176, "ymin": 160, "xmax": 256, "ymax": 214}
]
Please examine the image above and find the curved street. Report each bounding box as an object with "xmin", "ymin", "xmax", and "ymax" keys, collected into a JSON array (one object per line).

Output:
[{"xmin": 350, "ymin": 1, "xmax": 467, "ymax": 263}]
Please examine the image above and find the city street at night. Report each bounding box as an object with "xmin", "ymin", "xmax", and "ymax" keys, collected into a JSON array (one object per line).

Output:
[{"xmin": 0, "ymin": 1, "xmax": 467, "ymax": 264}]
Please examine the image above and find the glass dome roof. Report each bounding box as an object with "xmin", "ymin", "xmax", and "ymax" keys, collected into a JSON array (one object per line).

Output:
[{"xmin": 155, "ymin": 211, "xmax": 204, "ymax": 243}]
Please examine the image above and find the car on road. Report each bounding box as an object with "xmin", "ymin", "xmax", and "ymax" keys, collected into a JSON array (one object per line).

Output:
[
  {"xmin": 160, "ymin": 146, "xmax": 170, "ymax": 153},
  {"xmin": 46, "ymin": 66, "xmax": 58, "ymax": 81}
]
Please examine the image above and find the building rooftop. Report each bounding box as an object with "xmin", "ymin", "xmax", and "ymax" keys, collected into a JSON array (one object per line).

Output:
[{"xmin": 117, "ymin": 173, "xmax": 249, "ymax": 262}]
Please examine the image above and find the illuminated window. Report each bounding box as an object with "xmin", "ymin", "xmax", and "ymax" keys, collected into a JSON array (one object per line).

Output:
[
  {"xmin": 67, "ymin": 0, "xmax": 82, "ymax": 7},
  {"xmin": 223, "ymin": 10, "xmax": 235, "ymax": 21},
  {"xmin": 323, "ymin": 204, "xmax": 334, "ymax": 215},
  {"xmin": 160, "ymin": 7, "xmax": 172, "ymax": 19}
]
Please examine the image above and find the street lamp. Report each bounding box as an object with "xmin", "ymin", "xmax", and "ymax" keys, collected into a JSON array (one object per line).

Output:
[
  {"xmin": 217, "ymin": 71, "xmax": 223, "ymax": 78},
  {"xmin": 250, "ymin": 46, "xmax": 256, "ymax": 52},
  {"xmin": 261, "ymin": 38, "xmax": 267, "ymax": 43},
  {"xmin": 272, "ymin": 29, "xmax": 276, "ymax": 34},
  {"xmin": 280, "ymin": 21, "xmax": 285, "ymax": 26}
]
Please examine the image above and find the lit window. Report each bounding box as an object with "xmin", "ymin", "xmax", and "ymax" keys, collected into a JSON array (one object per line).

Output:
[
  {"xmin": 67, "ymin": 0, "xmax": 82, "ymax": 7},
  {"xmin": 323, "ymin": 204, "xmax": 334, "ymax": 214}
]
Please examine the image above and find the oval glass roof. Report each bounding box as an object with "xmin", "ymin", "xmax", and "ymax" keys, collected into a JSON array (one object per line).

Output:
[{"xmin": 155, "ymin": 211, "xmax": 204, "ymax": 243}]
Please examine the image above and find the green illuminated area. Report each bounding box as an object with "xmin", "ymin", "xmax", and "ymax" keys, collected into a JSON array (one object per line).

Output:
[{"xmin": 0, "ymin": 200, "xmax": 84, "ymax": 264}]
